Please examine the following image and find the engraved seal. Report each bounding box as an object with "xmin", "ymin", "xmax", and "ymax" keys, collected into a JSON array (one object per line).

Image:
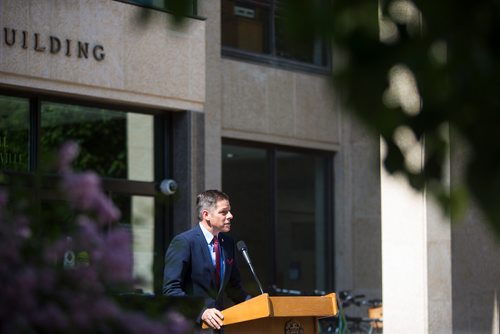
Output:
[{"xmin": 284, "ymin": 319, "xmax": 304, "ymax": 334}]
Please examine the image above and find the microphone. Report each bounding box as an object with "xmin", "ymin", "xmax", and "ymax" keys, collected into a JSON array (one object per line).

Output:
[{"xmin": 237, "ymin": 240, "xmax": 264, "ymax": 294}]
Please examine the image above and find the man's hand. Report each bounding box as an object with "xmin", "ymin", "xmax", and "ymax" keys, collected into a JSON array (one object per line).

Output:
[{"xmin": 201, "ymin": 308, "xmax": 224, "ymax": 330}]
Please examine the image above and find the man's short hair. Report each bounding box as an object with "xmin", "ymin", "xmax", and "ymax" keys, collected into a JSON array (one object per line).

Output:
[{"xmin": 196, "ymin": 189, "xmax": 230, "ymax": 221}]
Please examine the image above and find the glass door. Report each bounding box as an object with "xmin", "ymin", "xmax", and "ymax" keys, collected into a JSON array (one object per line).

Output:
[
  {"xmin": 39, "ymin": 100, "xmax": 161, "ymax": 294},
  {"xmin": 0, "ymin": 91, "xmax": 170, "ymax": 295}
]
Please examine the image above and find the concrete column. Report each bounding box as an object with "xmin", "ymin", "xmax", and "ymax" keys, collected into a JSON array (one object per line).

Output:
[
  {"xmin": 381, "ymin": 136, "xmax": 452, "ymax": 333},
  {"xmin": 172, "ymin": 111, "xmax": 205, "ymax": 233},
  {"xmin": 198, "ymin": 0, "xmax": 223, "ymax": 190}
]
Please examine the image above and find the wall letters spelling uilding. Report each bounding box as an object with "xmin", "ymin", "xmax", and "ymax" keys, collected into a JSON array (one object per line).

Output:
[{"xmin": 3, "ymin": 27, "xmax": 105, "ymax": 61}]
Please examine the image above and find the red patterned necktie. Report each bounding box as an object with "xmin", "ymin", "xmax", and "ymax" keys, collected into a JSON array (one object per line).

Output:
[{"xmin": 213, "ymin": 236, "xmax": 221, "ymax": 287}]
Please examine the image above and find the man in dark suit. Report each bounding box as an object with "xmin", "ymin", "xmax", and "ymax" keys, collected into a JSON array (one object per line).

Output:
[{"xmin": 163, "ymin": 190, "xmax": 250, "ymax": 330}]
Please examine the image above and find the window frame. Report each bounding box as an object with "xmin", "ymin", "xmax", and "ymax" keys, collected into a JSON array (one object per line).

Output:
[
  {"xmin": 221, "ymin": 0, "xmax": 332, "ymax": 75},
  {"xmin": 222, "ymin": 138, "xmax": 335, "ymax": 293},
  {"xmin": 114, "ymin": 0, "xmax": 202, "ymax": 20},
  {"xmin": 0, "ymin": 87, "xmax": 174, "ymax": 295}
]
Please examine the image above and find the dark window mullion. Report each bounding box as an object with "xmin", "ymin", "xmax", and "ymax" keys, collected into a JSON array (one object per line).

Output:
[
  {"xmin": 153, "ymin": 113, "xmax": 171, "ymax": 294},
  {"xmin": 325, "ymin": 155, "xmax": 335, "ymax": 291},
  {"xmin": 269, "ymin": 148, "xmax": 278, "ymax": 285},
  {"xmin": 29, "ymin": 97, "xmax": 40, "ymax": 172},
  {"xmin": 269, "ymin": 0, "xmax": 277, "ymax": 57}
]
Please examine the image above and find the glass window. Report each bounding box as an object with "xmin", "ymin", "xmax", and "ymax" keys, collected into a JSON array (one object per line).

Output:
[
  {"xmin": 40, "ymin": 102, "xmax": 154, "ymax": 181},
  {"xmin": 222, "ymin": 142, "xmax": 332, "ymax": 295},
  {"xmin": 221, "ymin": 0, "xmax": 329, "ymax": 69},
  {"xmin": 222, "ymin": 144, "xmax": 271, "ymax": 296},
  {"xmin": 119, "ymin": 0, "xmax": 197, "ymax": 15},
  {"xmin": 0, "ymin": 95, "xmax": 30, "ymax": 172},
  {"xmin": 275, "ymin": 150, "xmax": 327, "ymax": 290},
  {"xmin": 222, "ymin": 1, "xmax": 271, "ymax": 54},
  {"xmin": 113, "ymin": 194, "xmax": 156, "ymax": 294},
  {"xmin": 0, "ymin": 91, "xmax": 171, "ymax": 296},
  {"xmin": 274, "ymin": 3, "xmax": 327, "ymax": 65},
  {"xmin": 129, "ymin": 0, "xmax": 166, "ymax": 8}
]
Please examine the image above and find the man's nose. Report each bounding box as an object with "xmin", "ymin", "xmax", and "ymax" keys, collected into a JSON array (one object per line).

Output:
[{"xmin": 227, "ymin": 211, "xmax": 233, "ymax": 219}]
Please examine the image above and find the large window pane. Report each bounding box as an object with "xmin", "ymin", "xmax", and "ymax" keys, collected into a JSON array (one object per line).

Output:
[
  {"xmin": 113, "ymin": 194, "xmax": 155, "ymax": 294},
  {"xmin": 0, "ymin": 95, "xmax": 29, "ymax": 172},
  {"xmin": 121, "ymin": 0, "xmax": 197, "ymax": 15},
  {"xmin": 0, "ymin": 92, "xmax": 168, "ymax": 296},
  {"xmin": 276, "ymin": 150, "xmax": 327, "ymax": 291},
  {"xmin": 222, "ymin": 142, "xmax": 331, "ymax": 295},
  {"xmin": 222, "ymin": 0, "xmax": 271, "ymax": 54},
  {"xmin": 40, "ymin": 194, "xmax": 156, "ymax": 294},
  {"xmin": 222, "ymin": 144, "xmax": 271, "ymax": 296},
  {"xmin": 221, "ymin": 0, "xmax": 329, "ymax": 68},
  {"xmin": 274, "ymin": 4, "xmax": 328, "ymax": 66},
  {"xmin": 40, "ymin": 102, "xmax": 154, "ymax": 181}
]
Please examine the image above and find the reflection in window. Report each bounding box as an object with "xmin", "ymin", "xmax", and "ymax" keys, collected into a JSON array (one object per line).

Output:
[
  {"xmin": 222, "ymin": 144, "xmax": 270, "ymax": 296},
  {"xmin": 0, "ymin": 95, "xmax": 29, "ymax": 172},
  {"xmin": 276, "ymin": 150, "xmax": 327, "ymax": 290},
  {"xmin": 113, "ymin": 194, "xmax": 155, "ymax": 294},
  {"xmin": 221, "ymin": 0, "xmax": 329, "ymax": 68},
  {"xmin": 121, "ymin": 0, "xmax": 197, "ymax": 15},
  {"xmin": 222, "ymin": 1, "xmax": 271, "ymax": 54},
  {"xmin": 0, "ymin": 92, "xmax": 166, "ymax": 295},
  {"xmin": 222, "ymin": 142, "xmax": 331, "ymax": 294},
  {"xmin": 127, "ymin": 113, "xmax": 154, "ymax": 181},
  {"xmin": 40, "ymin": 102, "xmax": 154, "ymax": 181}
]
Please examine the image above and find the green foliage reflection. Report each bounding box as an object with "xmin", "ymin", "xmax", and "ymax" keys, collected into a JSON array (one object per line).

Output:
[
  {"xmin": 0, "ymin": 95, "xmax": 29, "ymax": 172},
  {"xmin": 40, "ymin": 102, "xmax": 127, "ymax": 179}
]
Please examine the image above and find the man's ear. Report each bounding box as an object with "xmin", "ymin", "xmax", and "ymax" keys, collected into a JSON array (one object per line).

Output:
[{"xmin": 201, "ymin": 209, "xmax": 210, "ymax": 220}]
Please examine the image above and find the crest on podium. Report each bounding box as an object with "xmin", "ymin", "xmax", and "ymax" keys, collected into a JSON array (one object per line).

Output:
[{"xmin": 285, "ymin": 319, "xmax": 304, "ymax": 334}]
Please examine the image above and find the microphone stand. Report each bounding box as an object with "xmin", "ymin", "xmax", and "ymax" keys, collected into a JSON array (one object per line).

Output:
[
  {"xmin": 237, "ymin": 241, "xmax": 264, "ymax": 294},
  {"xmin": 249, "ymin": 261, "xmax": 264, "ymax": 295}
]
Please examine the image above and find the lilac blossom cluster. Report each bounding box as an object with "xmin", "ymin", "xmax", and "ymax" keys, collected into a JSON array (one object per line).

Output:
[{"xmin": 0, "ymin": 142, "xmax": 192, "ymax": 334}]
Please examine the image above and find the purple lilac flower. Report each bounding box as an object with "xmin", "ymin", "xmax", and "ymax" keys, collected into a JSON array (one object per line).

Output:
[
  {"xmin": 0, "ymin": 187, "xmax": 6, "ymax": 203},
  {"xmin": 32, "ymin": 302, "xmax": 69, "ymax": 331},
  {"xmin": 164, "ymin": 311, "xmax": 193, "ymax": 334},
  {"xmin": 69, "ymin": 265, "xmax": 103, "ymax": 294},
  {"xmin": 98, "ymin": 229, "xmax": 133, "ymax": 284},
  {"xmin": 11, "ymin": 214, "xmax": 31, "ymax": 239},
  {"xmin": 120, "ymin": 312, "xmax": 165, "ymax": 334},
  {"xmin": 75, "ymin": 215, "xmax": 102, "ymax": 250},
  {"xmin": 95, "ymin": 195, "xmax": 121, "ymax": 224},
  {"xmin": 91, "ymin": 298, "xmax": 121, "ymax": 320},
  {"xmin": 61, "ymin": 170, "xmax": 121, "ymax": 226},
  {"xmin": 0, "ymin": 187, "xmax": 7, "ymax": 222},
  {"xmin": 0, "ymin": 142, "xmax": 189, "ymax": 334},
  {"xmin": 61, "ymin": 171, "xmax": 101, "ymax": 211},
  {"xmin": 57, "ymin": 141, "xmax": 80, "ymax": 172}
]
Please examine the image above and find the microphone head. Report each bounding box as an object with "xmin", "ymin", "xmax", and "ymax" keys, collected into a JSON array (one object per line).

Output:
[{"xmin": 237, "ymin": 240, "xmax": 247, "ymax": 252}]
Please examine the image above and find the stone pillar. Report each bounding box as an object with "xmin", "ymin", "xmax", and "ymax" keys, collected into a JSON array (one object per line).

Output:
[
  {"xmin": 381, "ymin": 136, "xmax": 452, "ymax": 333},
  {"xmin": 198, "ymin": 0, "xmax": 223, "ymax": 190},
  {"xmin": 172, "ymin": 111, "xmax": 205, "ymax": 233}
]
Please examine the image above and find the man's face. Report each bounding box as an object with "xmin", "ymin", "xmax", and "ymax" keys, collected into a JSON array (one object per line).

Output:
[{"xmin": 206, "ymin": 199, "xmax": 233, "ymax": 234}]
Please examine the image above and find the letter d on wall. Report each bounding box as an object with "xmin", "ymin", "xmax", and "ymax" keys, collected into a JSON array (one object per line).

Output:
[{"xmin": 50, "ymin": 36, "xmax": 61, "ymax": 54}]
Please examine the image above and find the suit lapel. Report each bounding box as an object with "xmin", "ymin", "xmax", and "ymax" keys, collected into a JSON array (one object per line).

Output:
[{"xmin": 194, "ymin": 225, "xmax": 216, "ymax": 285}]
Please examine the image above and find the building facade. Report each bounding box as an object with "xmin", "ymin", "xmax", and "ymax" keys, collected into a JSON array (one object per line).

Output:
[{"xmin": 0, "ymin": 1, "xmax": 498, "ymax": 333}]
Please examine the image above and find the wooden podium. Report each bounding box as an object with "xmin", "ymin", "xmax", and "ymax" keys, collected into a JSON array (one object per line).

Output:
[{"xmin": 202, "ymin": 293, "xmax": 338, "ymax": 333}]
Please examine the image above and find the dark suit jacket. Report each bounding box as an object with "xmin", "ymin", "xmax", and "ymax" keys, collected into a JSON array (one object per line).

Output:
[{"xmin": 163, "ymin": 224, "xmax": 248, "ymax": 310}]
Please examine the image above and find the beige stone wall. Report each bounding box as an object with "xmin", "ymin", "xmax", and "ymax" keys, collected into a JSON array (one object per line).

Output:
[
  {"xmin": 451, "ymin": 209, "xmax": 500, "ymax": 334},
  {"xmin": 199, "ymin": 0, "xmax": 223, "ymax": 189},
  {"xmin": 0, "ymin": 0, "xmax": 205, "ymax": 111},
  {"xmin": 199, "ymin": 0, "xmax": 380, "ymax": 296},
  {"xmin": 220, "ymin": 60, "xmax": 339, "ymax": 151},
  {"xmin": 450, "ymin": 132, "xmax": 500, "ymax": 334},
  {"xmin": 200, "ymin": 0, "xmax": 382, "ymax": 302},
  {"xmin": 335, "ymin": 110, "xmax": 382, "ymax": 301}
]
